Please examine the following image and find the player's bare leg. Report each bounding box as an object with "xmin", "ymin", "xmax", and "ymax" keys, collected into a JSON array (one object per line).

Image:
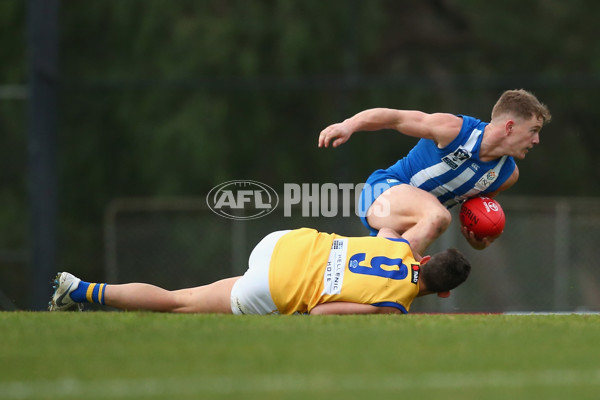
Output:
[
  {"xmin": 366, "ymin": 184, "xmax": 451, "ymax": 255},
  {"xmin": 103, "ymin": 277, "xmax": 240, "ymax": 313}
]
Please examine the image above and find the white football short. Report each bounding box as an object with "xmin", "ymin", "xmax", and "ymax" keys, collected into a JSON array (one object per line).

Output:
[{"xmin": 230, "ymin": 230, "xmax": 291, "ymax": 315}]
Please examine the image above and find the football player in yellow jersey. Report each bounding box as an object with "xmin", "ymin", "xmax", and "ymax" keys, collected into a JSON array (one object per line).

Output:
[{"xmin": 49, "ymin": 227, "xmax": 470, "ymax": 315}]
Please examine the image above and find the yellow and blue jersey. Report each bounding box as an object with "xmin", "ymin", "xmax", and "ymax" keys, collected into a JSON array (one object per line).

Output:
[{"xmin": 268, "ymin": 228, "xmax": 420, "ymax": 315}]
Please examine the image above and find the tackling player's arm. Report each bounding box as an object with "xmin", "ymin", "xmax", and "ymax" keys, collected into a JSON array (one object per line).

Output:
[
  {"xmin": 376, "ymin": 227, "xmax": 402, "ymax": 239},
  {"xmin": 318, "ymin": 109, "xmax": 463, "ymax": 148},
  {"xmin": 309, "ymin": 302, "xmax": 401, "ymax": 315},
  {"xmin": 376, "ymin": 227, "xmax": 424, "ymax": 261}
]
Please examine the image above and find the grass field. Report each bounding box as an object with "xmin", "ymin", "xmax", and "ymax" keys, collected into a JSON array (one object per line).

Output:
[{"xmin": 2, "ymin": 312, "xmax": 600, "ymax": 399}]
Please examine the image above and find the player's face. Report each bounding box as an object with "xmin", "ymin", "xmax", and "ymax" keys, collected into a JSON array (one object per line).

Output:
[{"xmin": 510, "ymin": 115, "xmax": 543, "ymax": 159}]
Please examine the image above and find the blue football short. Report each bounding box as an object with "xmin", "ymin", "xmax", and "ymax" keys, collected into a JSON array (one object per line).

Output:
[{"xmin": 358, "ymin": 169, "xmax": 406, "ymax": 235}]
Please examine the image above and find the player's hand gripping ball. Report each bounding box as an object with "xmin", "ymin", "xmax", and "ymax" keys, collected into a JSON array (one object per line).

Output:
[{"xmin": 459, "ymin": 196, "xmax": 505, "ymax": 239}]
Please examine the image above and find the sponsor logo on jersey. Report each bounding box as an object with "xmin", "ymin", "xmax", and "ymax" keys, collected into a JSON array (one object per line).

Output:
[
  {"xmin": 322, "ymin": 239, "xmax": 348, "ymax": 295},
  {"xmin": 411, "ymin": 264, "xmax": 420, "ymax": 284},
  {"xmin": 442, "ymin": 146, "xmax": 472, "ymax": 170},
  {"xmin": 474, "ymin": 170, "xmax": 498, "ymax": 191}
]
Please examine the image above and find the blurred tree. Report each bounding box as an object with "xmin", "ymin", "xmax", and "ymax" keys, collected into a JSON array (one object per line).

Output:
[
  {"xmin": 0, "ymin": 0, "xmax": 28, "ymax": 308},
  {"xmin": 1, "ymin": 0, "xmax": 600, "ymax": 307}
]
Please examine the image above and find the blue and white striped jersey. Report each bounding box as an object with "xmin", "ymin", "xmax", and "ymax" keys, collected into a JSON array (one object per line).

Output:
[{"xmin": 385, "ymin": 115, "xmax": 516, "ymax": 208}]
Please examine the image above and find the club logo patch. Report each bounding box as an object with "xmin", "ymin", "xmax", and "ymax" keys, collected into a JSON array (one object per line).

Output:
[
  {"xmin": 442, "ymin": 146, "xmax": 472, "ymax": 170},
  {"xmin": 411, "ymin": 264, "xmax": 420, "ymax": 284}
]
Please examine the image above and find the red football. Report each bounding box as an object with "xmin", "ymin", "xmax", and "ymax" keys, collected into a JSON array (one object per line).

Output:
[{"xmin": 459, "ymin": 196, "xmax": 505, "ymax": 239}]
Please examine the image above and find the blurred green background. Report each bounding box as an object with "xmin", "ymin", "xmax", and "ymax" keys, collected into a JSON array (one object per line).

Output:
[{"xmin": 2, "ymin": 0, "xmax": 599, "ymax": 310}]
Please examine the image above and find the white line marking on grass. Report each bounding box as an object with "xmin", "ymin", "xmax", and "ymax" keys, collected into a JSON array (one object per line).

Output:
[{"xmin": 2, "ymin": 369, "xmax": 600, "ymax": 398}]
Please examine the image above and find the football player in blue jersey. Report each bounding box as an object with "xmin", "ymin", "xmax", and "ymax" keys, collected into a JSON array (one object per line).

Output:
[{"xmin": 318, "ymin": 89, "xmax": 551, "ymax": 254}]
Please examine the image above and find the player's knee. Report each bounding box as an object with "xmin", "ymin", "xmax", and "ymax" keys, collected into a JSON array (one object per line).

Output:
[{"xmin": 425, "ymin": 207, "xmax": 452, "ymax": 235}]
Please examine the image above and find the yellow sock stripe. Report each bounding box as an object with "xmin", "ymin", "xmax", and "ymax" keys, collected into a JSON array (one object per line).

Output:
[
  {"xmin": 97, "ymin": 283, "xmax": 106, "ymax": 304},
  {"xmin": 86, "ymin": 283, "xmax": 97, "ymax": 303}
]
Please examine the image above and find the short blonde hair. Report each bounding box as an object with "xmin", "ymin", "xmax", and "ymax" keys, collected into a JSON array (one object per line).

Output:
[{"xmin": 491, "ymin": 89, "xmax": 552, "ymax": 125}]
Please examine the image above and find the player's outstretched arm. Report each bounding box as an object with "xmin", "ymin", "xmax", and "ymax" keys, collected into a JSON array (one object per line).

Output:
[
  {"xmin": 309, "ymin": 302, "xmax": 401, "ymax": 315},
  {"xmin": 318, "ymin": 109, "xmax": 462, "ymax": 148}
]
